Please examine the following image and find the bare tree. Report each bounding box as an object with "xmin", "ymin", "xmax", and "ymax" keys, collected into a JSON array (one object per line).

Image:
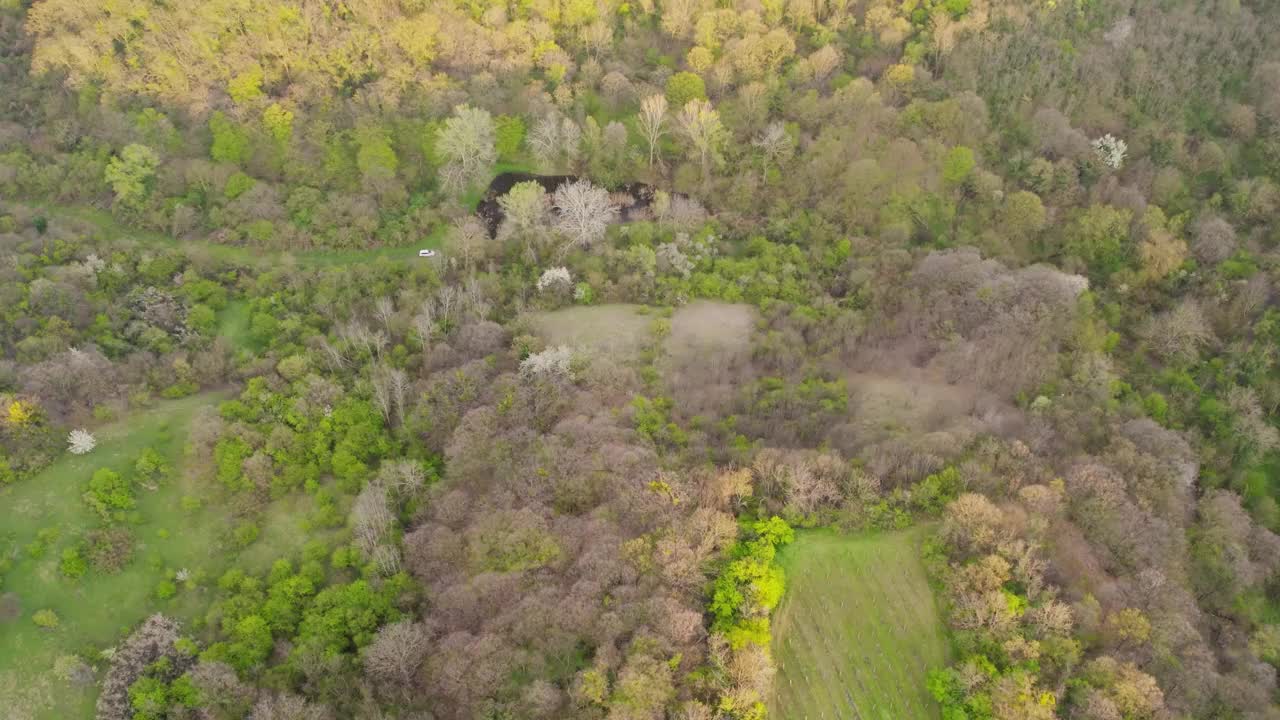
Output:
[
  {"xmin": 364, "ymin": 620, "xmax": 431, "ymax": 690},
  {"xmin": 370, "ymin": 365, "xmax": 409, "ymax": 425},
  {"xmin": 371, "ymin": 368, "xmax": 394, "ymax": 423},
  {"xmin": 317, "ymin": 337, "xmax": 347, "ymax": 371},
  {"xmin": 448, "ymin": 216, "xmax": 489, "ymax": 270},
  {"xmin": 529, "ymin": 113, "xmax": 582, "ymax": 172},
  {"xmin": 371, "ymin": 544, "xmax": 403, "ymax": 576},
  {"xmin": 436, "ymin": 286, "xmax": 460, "ymax": 328},
  {"xmin": 249, "ymin": 692, "xmax": 334, "ymax": 720},
  {"xmin": 638, "ymin": 94, "xmax": 669, "ymax": 169},
  {"xmin": 462, "ymin": 276, "xmax": 492, "ymax": 321},
  {"xmin": 378, "ymin": 459, "xmax": 426, "ymax": 496},
  {"xmin": 352, "ymin": 481, "xmax": 394, "ymax": 554},
  {"xmin": 374, "ymin": 297, "xmax": 395, "ymax": 333},
  {"xmin": 436, "ymin": 105, "xmax": 496, "ymax": 194},
  {"xmin": 389, "ymin": 367, "xmax": 410, "ymax": 425},
  {"xmin": 1140, "ymin": 299, "xmax": 1214, "ymax": 363},
  {"xmin": 553, "ymin": 179, "xmax": 617, "ymax": 252},
  {"xmin": 412, "ymin": 298, "xmax": 436, "ymax": 353},
  {"xmin": 753, "ymin": 122, "xmax": 793, "ymax": 169}
]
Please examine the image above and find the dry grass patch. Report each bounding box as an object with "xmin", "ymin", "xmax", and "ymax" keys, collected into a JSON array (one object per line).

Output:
[{"xmin": 663, "ymin": 301, "xmax": 756, "ymax": 417}]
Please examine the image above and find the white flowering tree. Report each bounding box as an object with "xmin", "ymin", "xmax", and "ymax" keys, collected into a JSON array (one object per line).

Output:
[
  {"xmin": 67, "ymin": 429, "xmax": 96, "ymax": 455},
  {"xmin": 1093, "ymin": 134, "xmax": 1128, "ymax": 169},
  {"xmin": 520, "ymin": 346, "xmax": 575, "ymax": 380},
  {"xmin": 537, "ymin": 266, "xmax": 572, "ymax": 292}
]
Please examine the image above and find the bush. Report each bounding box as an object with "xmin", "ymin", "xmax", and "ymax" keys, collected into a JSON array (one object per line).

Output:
[
  {"xmin": 134, "ymin": 448, "xmax": 170, "ymax": 485},
  {"xmin": 232, "ymin": 522, "xmax": 260, "ymax": 549},
  {"xmin": 83, "ymin": 468, "xmax": 136, "ymax": 519},
  {"xmin": 87, "ymin": 528, "xmax": 136, "ymax": 573},
  {"xmin": 60, "ymin": 547, "xmax": 88, "ymax": 579},
  {"xmin": 33, "ymin": 608, "xmax": 60, "ymax": 628}
]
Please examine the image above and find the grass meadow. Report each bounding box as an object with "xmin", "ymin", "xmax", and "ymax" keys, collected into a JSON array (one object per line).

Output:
[
  {"xmin": 770, "ymin": 527, "xmax": 949, "ymax": 720},
  {"xmin": 0, "ymin": 393, "xmax": 319, "ymax": 719}
]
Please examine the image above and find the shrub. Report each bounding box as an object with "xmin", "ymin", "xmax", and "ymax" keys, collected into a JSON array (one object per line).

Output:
[
  {"xmin": 87, "ymin": 528, "xmax": 136, "ymax": 573},
  {"xmin": 134, "ymin": 448, "xmax": 170, "ymax": 486},
  {"xmin": 83, "ymin": 468, "xmax": 136, "ymax": 519},
  {"xmin": 33, "ymin": 608, "xmax": 60, "ymax": 628},
  {"xmin": 232, "ymin": 522, "xmax": 260, "ymax": 549},
  {"xmin": 60, "ymin": 547, "xmax": 88, "ymax": 579}
]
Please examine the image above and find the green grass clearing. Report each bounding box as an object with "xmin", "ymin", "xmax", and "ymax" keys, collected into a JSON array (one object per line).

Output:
[
  {"xmin": 217, "ymin": 299, "xmax": 254, "ymax": 349},
  {"xmin": 16, "ymin": 162, "xmax": 543, "ymax": 270},
  {"xmin": 770, "ymin": 527, "xmax": 949, "ymax": 720},
  {"xmin": 0, "ymin": 394, "xmax": 319, "ymax": 719},
  {"xmin": 28, "ymin": 203, "xmax": 445, "ymax": 268}
]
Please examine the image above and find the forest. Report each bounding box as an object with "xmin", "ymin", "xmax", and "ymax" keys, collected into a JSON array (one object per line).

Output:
[{"xmin": 2, "ymin": 0, "xmax": 1280, "ymax": 718}]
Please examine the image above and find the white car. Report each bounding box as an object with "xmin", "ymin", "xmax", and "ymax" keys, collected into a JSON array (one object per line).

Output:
[{"xmin": 418, "ymin": 249, "xmax": 437, "ymax": 258}]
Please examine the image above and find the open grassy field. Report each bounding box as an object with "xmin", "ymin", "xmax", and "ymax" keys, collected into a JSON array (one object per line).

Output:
[
  {"xmin": 770, "ymin": 527, "xmax": 949, "ymax": 720},
  {"xmin": 529, "ymin": 304, "xmax": 655, "ymax": 357},
  {"xmin": 0, "ymin": 394, "xmax": 320, "ymax": 719}
]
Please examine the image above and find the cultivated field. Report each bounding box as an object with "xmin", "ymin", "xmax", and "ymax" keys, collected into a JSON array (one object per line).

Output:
[{"xmin": 770, "ymin": 527, "xmax": 948, "ymax": 720}]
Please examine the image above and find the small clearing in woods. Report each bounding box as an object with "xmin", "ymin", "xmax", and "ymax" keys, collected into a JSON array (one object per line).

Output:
[
  {"xmin": 663, "ymin": 301, "xmax": 756, "ymax": 416},
  {"xmin": 665, "ymin": 301, "xmax": 755, "ymax": 363},
  {"xmin": 844, "ymin": 369, "xmax": 993, "ymax": 439},
  {"xmin": 770, "ymin": 527, "xmax": 949, "ymax": 720},
  {"xmin": 529, "ymin": 304, "xmax": 654, "ymax": 357}
]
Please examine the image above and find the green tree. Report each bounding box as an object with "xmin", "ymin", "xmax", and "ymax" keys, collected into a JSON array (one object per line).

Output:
[
  {"xmin": 262, "ymin": 103, "xmax": 294, "ymax": 143},
  {"xmin": 355, "ymin": 125, "xmax": 399, "ymax": 182},
  {"xmin": 665, "ymin": 72, "xmax": 707, "ymax": 108},
  {"xmin": 296, "ymin": 579, "xmax": 400, "ymax": 654},
  {"xmin": 224, "ymin": 171, "xmax": 256, "ymax": 199},
  {"xmin": 942, "ymin": 146, "xmax": 975, "ymax": 186},
  {"xmin": 227, "ymin": 65, "xmax": 265, "ymax": 105},
  {"xmin": 210, "ymin": 112, "xmax": 251, "ymax": 165},
  {"xmin": 1065, "ymin": 205, "xmax": 1133, "ymax": 278},
  {"xmin": 105, "ymin": 144, "xmax": 159, "ymax": 209},
  {"xmin": 1001, "ymin": 190, "xmax": 1048, "ymax": 238}
]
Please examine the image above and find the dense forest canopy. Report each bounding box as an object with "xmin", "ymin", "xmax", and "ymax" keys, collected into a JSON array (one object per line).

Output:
[{"xmin": 3, "ymin": 0, "xmax": 1280, "ymax": 719}]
